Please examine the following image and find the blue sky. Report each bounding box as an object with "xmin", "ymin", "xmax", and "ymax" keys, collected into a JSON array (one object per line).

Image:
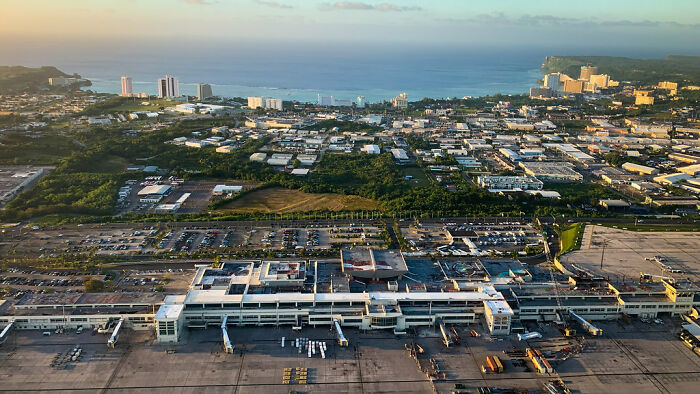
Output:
[{"xmin": 1, "ymin": 0, "xmax": 699, "ymax": 53}]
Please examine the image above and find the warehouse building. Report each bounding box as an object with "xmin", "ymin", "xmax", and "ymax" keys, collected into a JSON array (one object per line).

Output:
[
  {"xmin": 519, "ymin": 162, "xmax": 583, "ymax": 182},
  {"xmin": 622, "ymin": 162, "xmax": 659, "ymax": 175},
  {"xmin": 476, "ymin": 176, "xmax": 543, "ymax": 192}
]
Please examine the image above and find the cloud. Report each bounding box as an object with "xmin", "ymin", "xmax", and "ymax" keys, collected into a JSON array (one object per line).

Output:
[
  {"xmin": 184, "ymin": 0, "xmax": 217, "ymax": 5},
  {"xmin": 320, "ymin": 2, "xmax": 421, "ymax": 12},
  {"xmin": 254, "ymin": 0, "xmax": 293, "ymax": 9},
  {"xmin": 438, "ymin": 13, "xmax": 700, "ymax": 29}
]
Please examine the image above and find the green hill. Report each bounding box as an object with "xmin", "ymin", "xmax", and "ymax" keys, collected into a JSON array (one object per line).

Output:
[
  {"xmin": 0, "ymin": 66, "xmax": 88, "ymax": 93},
  {"xmin": 542, "ymin": 55, "xmax": 700, "ymax": 84}
]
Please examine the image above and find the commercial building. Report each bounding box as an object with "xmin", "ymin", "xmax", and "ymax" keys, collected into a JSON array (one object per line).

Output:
[
  {"xmin": 622, "ymin": 162, "xmax": 659, "ymax": 175},
  {"xmin": 197, "ymin": 83, "xmax": 213, "ymax": 100},
  {"xmin": 563, "ymin": 80, "xmax": 584, "ymax": 94},
  {"xmin": 678, "ymin": 164, "xmax": 700, "ymax": 177},
  {"xmin": 589, "ymin": 74, "xmax": 610, "ymax": 90},
  {"xmin": 476, "ymin": 176, "xmax": 543, "ymax": 192},
  {"xmin": 519, "ymin": 162, "xmax": 583, "ymax": 182},
  {"xmin": 635, "ymin": 95, "xmax": 655, "ymax": 105},
  {"xmin": 658, "ymin": 81, "xmax": 678, "ymax": 90},
  {"xmin": 120, "ymin": 76, "xmax": 133, "ymax": 96},
  {"xmin": 213, "ymin": 185, "xmax": 243, "ymax": 196},
  {"xmin": 247, "ymin": 97, "xmax": 282, "ymax": 110},
  {"xmin": 391, "ymin": 93, "xmax": 408, "ymax": 109},
  {"xmin": 264, "ymin": 98, "xmax": 282, "ymax": 111},
  {"xmin": 157, "ymin": 75, "xmax": 179, "ymax": 98},
  {"xmin": 529, "ymin": 87, "xmax": 553, "ymax": 98},
  {"xmin": 391, "ymin": 148, "xmax": 409, "ymax": 162},
  {"xmin": 363, "ymin": 144, "xmax": 381, "ymax": 155},
  {"xmin": 543, "ymin": 73, "xmax": 561, "ymax": 92},
  {"xmin": 137, "ymin": 184, "xmax": 172, "ymax": 196},
  {"xmin": 668, "ymin": 153, "xmax": 700, "ymax": 164},
  {"xmin": 216, "ymin": 145, "xmax": 236, "ymax": 153},
  {"xmin": 498, "ymin": 148, "xmax": 521, "ymax": 162},
  {"xmin": 653, "ymin": 172, "xmax": 691, "ymax": 185},
  {"xmin": 248, "ymin": 97, "xmax": 264, "ymax": 109},
  {"xmin": 579, "ymin": 65, "xmax": 599, "ymax": 81},
  {"xmin": 268, "ymin": 153, "xmax": 293, "ymax": 166},
  {"xmin": 249, "ymin": 152, "xmax": 267, "ymax": 162}
]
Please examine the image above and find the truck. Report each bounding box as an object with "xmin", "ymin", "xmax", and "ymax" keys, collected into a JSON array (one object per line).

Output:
[{"xmin": 485, "ymin": 355, "xmax": 503, "ymax": 373}]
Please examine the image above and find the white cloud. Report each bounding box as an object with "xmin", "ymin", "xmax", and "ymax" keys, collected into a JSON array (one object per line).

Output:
[{"xmin": 320, "ymin": 2, "xmax": 421, "ymax": 12}]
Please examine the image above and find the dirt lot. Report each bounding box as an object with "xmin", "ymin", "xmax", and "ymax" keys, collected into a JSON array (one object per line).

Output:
[{"xmin": 220, "ymin": 186, "xmax": 380, "ymax": 213}]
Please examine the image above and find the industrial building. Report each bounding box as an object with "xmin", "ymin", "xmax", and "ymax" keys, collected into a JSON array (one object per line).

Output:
[
  {"xmin": 622, "ymin": 162, "xmax": 659, "ymax": 175},
  {"xmin": 519, "ymin": 162, "xmax": 583, "ymax": 182},
  {"xmin": 476, "ymin": 176, "xmax": 543, "ymax": 192}
]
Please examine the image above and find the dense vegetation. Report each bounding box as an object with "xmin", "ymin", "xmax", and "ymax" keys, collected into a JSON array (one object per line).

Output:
[
  {"xmin": 1, "ymin": 111, "xmax": 630, "ymax": 222},
  {"xmin": 0, "ymin": 66, "xmax": 88, "ymax": 93},
  {"xmin": 542, "ymin": 55, "xmax": 700, "ymax": 84},
  {"xmin": 304, "ymin": 119, "xmax": 383, "ymax": 133},
  {"xmin": 0, "ymin": 132, "xmax": 82, "ymax": 165}
]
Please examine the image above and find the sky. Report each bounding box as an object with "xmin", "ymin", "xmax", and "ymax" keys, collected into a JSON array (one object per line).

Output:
[{"xmin": 1, "ymin": 0, "xmax": 699, "ymax": 54}]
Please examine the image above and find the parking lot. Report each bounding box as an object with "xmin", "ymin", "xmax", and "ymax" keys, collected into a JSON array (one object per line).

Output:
[
  {"xmin": 0, "ymin": 222, "xmax": 386, "ymax": 259},
  {"xmin": 401, "ymin": 221, "xmax": 542, "ymax": 256},
  {"xmin": 560, "ymin": 225, "xmax": 700, "ymax": 282},
  {"xmin": 0, "ymin": 268, "xmax": 107, "ymax": 298}
]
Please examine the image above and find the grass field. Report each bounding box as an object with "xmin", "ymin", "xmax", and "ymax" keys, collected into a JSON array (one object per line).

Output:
[
  {"xmin": 220, "ymin": 186, "xmax": 381, "ymax": 213},
  {"xmin": 559, "ymin": 222, "xmax": 584, "ymax": 255},
  {"xmin": 400, "ymin": 166, "xmax": 430, "ymax": 187}
]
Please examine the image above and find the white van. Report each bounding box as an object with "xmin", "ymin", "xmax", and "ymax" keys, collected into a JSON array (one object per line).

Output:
[{"xmin": 42, "ymin": 331, "xmax": 52, "ymax": 336}]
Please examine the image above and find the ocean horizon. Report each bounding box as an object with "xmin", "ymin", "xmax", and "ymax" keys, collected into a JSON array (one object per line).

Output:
[
  {"xmin": 64, "ymin": 46, "xmax": 548, "ymax": 103},
  {"xmin": 8, "ymin": 42, "xmax": 686, "ymax": 103}
]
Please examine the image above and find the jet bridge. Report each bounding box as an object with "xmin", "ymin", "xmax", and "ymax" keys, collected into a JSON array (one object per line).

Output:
[
  {"xmin": 569, "ymin": 310, "xmax": 603, "ymax": 336},
  {"xmin": 107, "ymin": 318, "xmax": 124, "ymax": 348},
  {"xmin": 222, "ymin": 316, "xmax": 234, "ymax": 354},
  {"xmin": 0, "ymin": 319, "xmax": 14, "ymax": 345},
  {"xmin": 437, "ymin": 319, "xmax": 452, "ymax": 347},
  {"xmin": 333, "ymin": 319, "xmax": 348, "ymax": 347}
]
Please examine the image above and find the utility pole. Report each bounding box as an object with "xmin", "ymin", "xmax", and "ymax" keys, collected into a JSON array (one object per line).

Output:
[{"xmin": 600, "ymin": 239, "xmax": 607, "ymax": 271}]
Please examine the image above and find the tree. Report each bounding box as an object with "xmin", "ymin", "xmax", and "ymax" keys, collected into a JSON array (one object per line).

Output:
[{"xmin": 84, "ymin": 279, "xmax": 105, "ymax": 293}]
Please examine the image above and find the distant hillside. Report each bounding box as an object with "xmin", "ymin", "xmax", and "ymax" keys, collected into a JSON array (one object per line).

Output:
[
  {"xmin": 542, "ymin": 55, "xmax": 700, "ymax": 84},
  {"xmin": 0, "ymin": 66, "xmax": 89, "ymax": 93}
]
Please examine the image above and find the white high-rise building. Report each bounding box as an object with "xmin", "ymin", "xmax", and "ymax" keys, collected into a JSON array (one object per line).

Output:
[
  {"xmin": 317, "ymin": 94, "xmax": 334, "ymax": 106},
  {"xmin": 248, "ymin": 97, "xmax": 264, "ymax": 109},
  {"xmin": 158, "ymin": 75, "xmax": 179, "ymax": 98},
  {"xmin": 248, "ymin": 97, "xmax": 282, "ymax": 110},
  {"xmin": 357, "ymin": 96, "xmax": 366, "ymax": 107},
  {"xmin": 121, "ymin": 76, "xmax": 133, "ymax": 96},
  {"xmin": 391, "ymin": 93, "xmax": 408, "ymax": 109},
  {"xmin": 264, "ymin": 98, "xmax": 283, "ymax": 111},
  {"xmin": 544, "ymin": 73, "xmax": 561, "ymax": 92}
]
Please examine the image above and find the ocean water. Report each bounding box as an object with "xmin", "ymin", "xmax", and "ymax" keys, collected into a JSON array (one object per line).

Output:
[
  {"xmin": 5, "ymin": 39, "xmax": 687, "ymax": 103},
  {"xmin": 64, "ymin": 47, "xmax": 545, "ymax": 103}
]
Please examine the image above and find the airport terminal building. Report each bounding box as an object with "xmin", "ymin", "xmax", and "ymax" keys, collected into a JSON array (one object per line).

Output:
[{"xmin": 2, "ymin": 252, "xmax": 700, "ymax": 346}]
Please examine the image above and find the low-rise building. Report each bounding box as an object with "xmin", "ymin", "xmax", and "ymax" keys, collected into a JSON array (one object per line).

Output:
[
  {"xmin": 476, "ymin": 176, "xmax": 543, "ymax": 192},
  {"xmin": 519, "ymin": 162, "xmax": 583, "ymax": 182},
  {"xmin": 622, "ymin": 162, "xmax": 659, "ymax": 175}
]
